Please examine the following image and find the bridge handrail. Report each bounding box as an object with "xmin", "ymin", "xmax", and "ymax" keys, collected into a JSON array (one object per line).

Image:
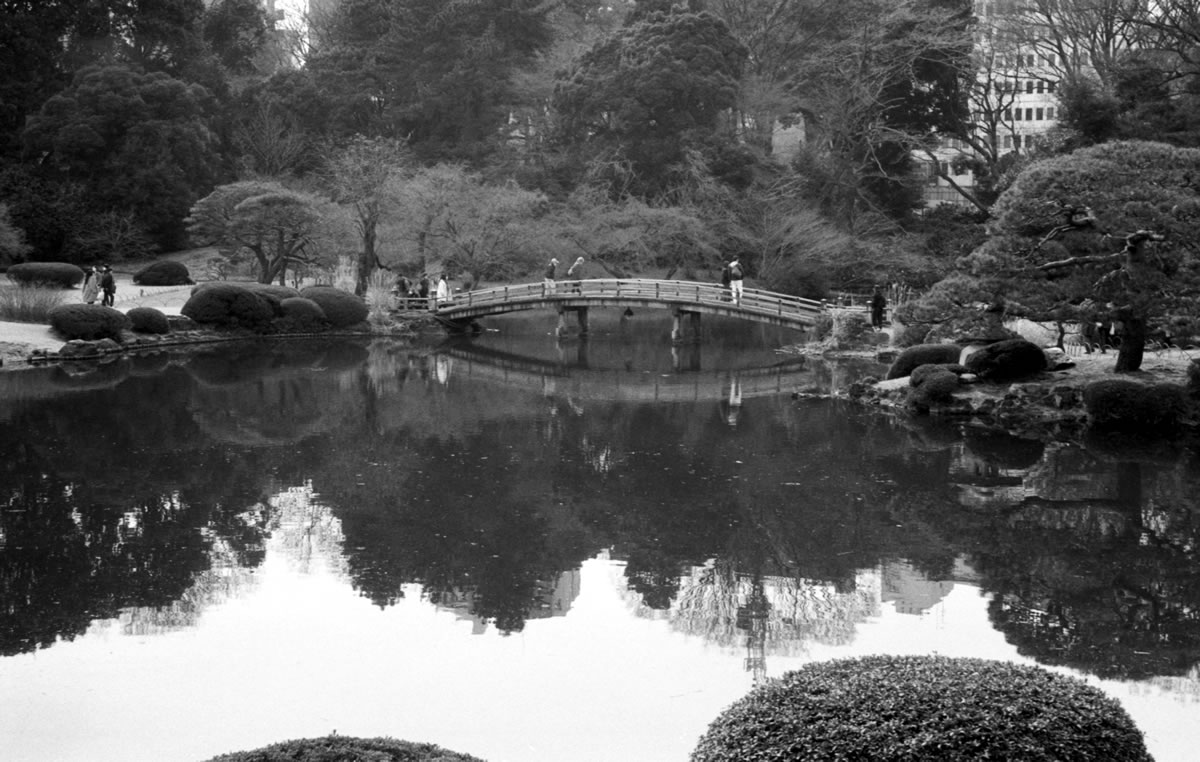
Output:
[{"xmin": 435, "ymin": 278, "xmax": 827, "ymax": 318}]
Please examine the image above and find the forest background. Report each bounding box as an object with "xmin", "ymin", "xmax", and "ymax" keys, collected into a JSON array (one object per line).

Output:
[{"xmin": 0, "ymin": 0, "xmax": 1198, "ymax": 318}]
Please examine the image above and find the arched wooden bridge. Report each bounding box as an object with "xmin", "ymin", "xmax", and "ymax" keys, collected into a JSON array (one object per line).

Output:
[{"xmin": 429, "ymin": 279, "xmax": 826, "ymax": 338}]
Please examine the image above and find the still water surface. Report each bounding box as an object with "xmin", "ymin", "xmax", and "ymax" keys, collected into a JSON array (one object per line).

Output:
[{"xmin": 1, "ymin": 312, "xmax": 1198, "ymax": 761}]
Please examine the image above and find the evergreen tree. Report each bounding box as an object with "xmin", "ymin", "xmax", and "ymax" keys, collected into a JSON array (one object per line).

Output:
[{"xmin": 961, "ymin": 141, "xmax": 1200, "ymax": 371}]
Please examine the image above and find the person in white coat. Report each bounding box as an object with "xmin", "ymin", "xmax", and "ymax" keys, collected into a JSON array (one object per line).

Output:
[{"xmin": 435, "ymin": 274, "xmax": 450, "ymax": 306}]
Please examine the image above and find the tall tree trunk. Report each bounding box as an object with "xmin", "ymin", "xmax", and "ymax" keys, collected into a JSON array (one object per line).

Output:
[
  {"xmin": 1114, "ymin": 316, "xmax": 1145, "ymax": 372},
  {"xmin": 356, "ymin": 216, "xmax": 376, "ymax": 297}
]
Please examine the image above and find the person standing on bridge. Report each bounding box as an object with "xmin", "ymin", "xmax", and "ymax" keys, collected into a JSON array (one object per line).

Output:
[
  {"xmin": 435, "ymin": 274, "xmax": 451, "ymax": 307},
  {"xmin": 544, "ymin": 257, "xmax": 559, "ymax": 296},
  {"xmin": 727, "ymin": 258, "xmax": 744, "ymax": 305},
  {"xmin": 567, "ymin": 256, "xmax": 585, "ymax": 294},
  {"xmin": 871, "ymin": 285, "xmax": 887, "ymax": 330}
]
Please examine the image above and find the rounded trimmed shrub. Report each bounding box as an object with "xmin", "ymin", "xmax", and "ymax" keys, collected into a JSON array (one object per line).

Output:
[
  {"xmin": 910, "ymin": 367, "xmax": 960, "ymax": 406},
  {"xmin": 48, "ymin": 303, "xmax": 131, "ymax": 341},
  {"xmin": 126, "ymin": 306, "xmax": 170, "ymax": 334},
  {"xmin": 885, "ymin": 343, "xmax": 963, "ymax": 380},
  {"xmin": 1084, "ymin": 378, "xmax": 1189, "ymax": 432},
  {"xmin": 909, "ymin": 362, "xmax": 966, "ymax": 387},
  {"xmin": 242, "ymin": 282, "xmax": 301, "ymax": 315},
  {"xmin": 832, "ymin": 310, "xmax": 873, "ymax": 345},
  {"xmin": 691, "ymin": 655, "xmax": 1152, "ymax": 762},
  {"xmin": 275, "ymin": 296, "xmax": 329, "ymax": 332},
  {"xmin": 894, "ymin": 322, "xmax": 931, "ymax": 348},
  {"xmin": 132, "ymin": 260, "xmax": 191, "ymax": 286},
  {"xmin": 964, "ymin": 338, "xmax": 1048, "ymax": 380},
  {"xmin": 181, "ymin": 282, "xmax": 275, "ymax": 331},
  {"xmin": 202, "ymin": 735, "xmax": 485, "ymax": 762},
  {"xmin": 300, "ymin": 285, "xmax": 369, "ymax": 328},
  {"xmin": 6, "ymin": 262, "xmax": 86, "ymax": 288}
]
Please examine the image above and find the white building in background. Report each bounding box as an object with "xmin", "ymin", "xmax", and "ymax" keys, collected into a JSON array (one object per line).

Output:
[{"xmin": 920, "ymin": 0, "xmax": 1073, "ymax": 209}]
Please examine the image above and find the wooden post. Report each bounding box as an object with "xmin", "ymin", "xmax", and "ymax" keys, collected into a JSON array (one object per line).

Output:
[
  {"xmin": 690, "ymin": 311, "xmax": 702, "ymax": 343},
  {"xmin": 671, "ymin": 309, "xmax": 683, "ymax": 344},
  {"xmin": 576, "ymin": 306, "xmax": 589, "ymax": 336}
]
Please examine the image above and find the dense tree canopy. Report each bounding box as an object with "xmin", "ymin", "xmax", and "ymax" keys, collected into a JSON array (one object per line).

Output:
[
  {"xmin": 553, "ymin": 10, "xmax": 748, "ymax": 200},
  {"xmin": 21, "ymin": 64, "xmax": 222, "ymax": 253}
]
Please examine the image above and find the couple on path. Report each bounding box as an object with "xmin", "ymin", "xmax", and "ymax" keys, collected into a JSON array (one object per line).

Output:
[
  {"xmin": 544, "ymin": 257, "xmax": 585, "ymax": 295},
  {"xmin": 720, "ymin": 259, "xmax": 744, "ymax": 304},
  {"xmin": 82, "ymin": 266, "xmax": 115, "ymax": 306}
]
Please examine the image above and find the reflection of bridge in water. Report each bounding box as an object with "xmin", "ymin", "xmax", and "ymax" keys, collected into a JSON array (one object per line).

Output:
[{"xmin": 438, "ymin": 343, "xmax": 816, "ymax": 403}]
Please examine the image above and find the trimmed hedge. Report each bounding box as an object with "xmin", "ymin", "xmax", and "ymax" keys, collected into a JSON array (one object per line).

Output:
[
  {"xmin": 127, "ymin": 306, "xmax": 170, "ymax": 334},
  {"xmin": 832, "ymin": 310, "xmax": 873, "ymax": 345},
  {"xmin": 132, "ymin": 260, "xmax": 191, "ymax": 286},
  {"xmin": 964, "ymin": 338, "xmax": 1047, "ymax": 380},
  {"xmin": 909, "ymin": 367, "xmax": 960, "ymax": 406},
  {"xmin": 300, "ymin": 285, "xmax": 369, "ymax": 328},
  {"xmin": 242, "ymin": 282, "xmax": 301, "ymax": 315},
  {"xmin": 691, "ymin": 655, "xmax": 1152, "ymax": 762},
  {"xmin": 181, "ymin": 282, "xmax": 275, "ymax": 331},
  {"xmin": 275, "ymin": 296, "xmax": 329, "ymax": 332},
  {"xmin": 885, "ymin": 343, "xmax": 962, "ymax": 380},
  {"xmin": 6, "ymin": 262, "xmax": 86, "ymax": 288},
  {"xmin": 48, "ymin": 304, "xmax": 131, "ymax": 341},
  {"xmin": 909, "ymin": 363, "xmax": 966, "ymax": 387},
  {"xmin": 1084, "ymin": 378, "xmax": 1189, "ymax": 432},
  {"xmin": 203, "ymin": 735, "xmax": 485, "ymax": 762}
]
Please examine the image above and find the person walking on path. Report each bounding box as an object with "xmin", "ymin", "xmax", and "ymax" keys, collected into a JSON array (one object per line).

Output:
[
  {"xmin": 567, "ymin": 257, "xmax": 585, "ymax": 294},
  {"xmin": 870, "ymin": 286, "xmax": 887, "ymax": 330},
  {"xmin": 544, "ymin": 257, "xmax": 559, "ymax": 296},
  {"xmin": 719, "ymin": 263, "xmax": 732, "ymax": 302},
  {"xmin": 727, "ymin": 258, "xmax": 744, "ymax": 304},
  {"xmin": 82, "ymin": 267, "xmax": 100, "ymax": 304},
  {"xmin": 99, "ymin": 266, "xmax": 116, "ymax": 307}
]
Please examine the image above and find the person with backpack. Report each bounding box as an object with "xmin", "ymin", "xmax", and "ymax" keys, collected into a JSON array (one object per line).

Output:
[
  {"xmin": 719, "ymin": 263, "xmax": 732, "ymax": 302},
  {"xmin": 727, "ymin": 259, "xmax": 744, "ymax": 304},
  {"xmin": 544, "ymin": 257, "xmax": 559, "ymax": 296},
  {"xmin": 567, "ymin": 257, "xmax": 585, "ymax": 293},
  {"xmin": 99, "ymin": 266, "xmax": 116, "ymax": 307}
]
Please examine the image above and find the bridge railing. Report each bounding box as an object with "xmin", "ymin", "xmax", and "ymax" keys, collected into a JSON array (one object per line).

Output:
[{"xmin": 436, "ymin": 278, "xmax": 827, "ymax": 320}]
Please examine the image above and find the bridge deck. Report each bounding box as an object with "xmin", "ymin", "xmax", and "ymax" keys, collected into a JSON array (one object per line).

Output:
[{"xmin": 431, "ymin": 279, "xmax": 826, "ymax": 329}]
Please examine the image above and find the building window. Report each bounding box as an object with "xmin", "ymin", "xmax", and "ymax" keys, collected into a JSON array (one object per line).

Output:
[
  {"xmin": 1004, "ymin": 108, "xmax": 1012, "ymax": 121},
  {"xmin": 1047, "ymin": 80, "xmax": 1056, "ymax": 93},
  {"xmin": 1036, "ymin": 80, "xmax": 1045, "ymax": 93},
  {"xmin": 1026, "ymin": 80, "xmax": 1034, "ymax": 94},
  {"xmin": 1013, "ymin": 135, "xmax": 1022, "ymax": 148},
  {"xmin": 1014, "ymin": 108, "xmax": 1022, "ymax": 121},
  {"xmin": 1036, "ymin": 108, "xmax": 1044, "ymax": 120},
  {"xmin": 1046, "ymin": 107, "xmax": 1055, "ymax": 119},
  {"xmin": 1025, "ymin": 108, "xmax": 1033, "ymax": 120},
  {"xmin": 1004, "ymin": 135, "xmax": 1012, "ymax": 148}
]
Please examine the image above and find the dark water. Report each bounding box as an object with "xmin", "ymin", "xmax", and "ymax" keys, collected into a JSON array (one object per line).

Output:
[{"xmin": 1, "ymin": 312, "xmax": 1198, "ymax": 761}]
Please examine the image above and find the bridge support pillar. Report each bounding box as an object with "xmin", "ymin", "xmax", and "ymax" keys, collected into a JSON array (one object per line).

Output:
[
  {"xmin": 556, "ymin": 306, "xmax": 589, "ymax": 338},
  {"xmin": 671, "ymin": 308, "xmax": 701, "ymax": 344}
]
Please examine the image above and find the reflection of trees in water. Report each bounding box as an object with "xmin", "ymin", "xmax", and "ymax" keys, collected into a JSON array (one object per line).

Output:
[
  {"xmin": 0, "ymin": 371, "xmax": 278, "ymax": 655},
  {"xmin": 644, "ymin": 559, "xmax": 881, "ymax": 655},
  {"xmin": 9, "ymin": 340, "xmax": 1200, "ymax": 689},
  {"xmin": 923, "ymin": 441, "xmax": 1200, "ymax": 682},
  {"xmin": 118, "ymin": 534, "xmax": 261, "ymax": 637},
  {"xmin": 265, "ymin": 482, "xmax": 348, "ymax": 577}
]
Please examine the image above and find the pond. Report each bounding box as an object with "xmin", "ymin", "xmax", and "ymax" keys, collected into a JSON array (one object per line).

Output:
[{"xmin": 1, "ymin": 311, "xmax": 1198, "ymax": 762}]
